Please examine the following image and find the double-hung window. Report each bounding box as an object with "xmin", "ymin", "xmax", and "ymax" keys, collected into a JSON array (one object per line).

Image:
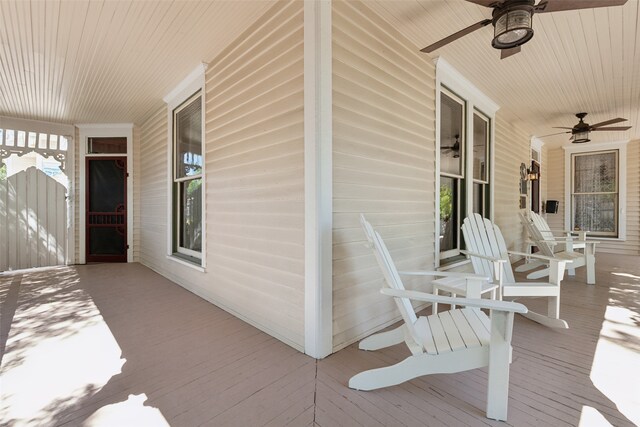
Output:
[
  {"xmin": 436, "ymin": 59, "xmax": 498, "ymax": 265},
  {"xmin": 173, "ymin": 92, "xmax": 203, "ymax": 262},
  {"xmin": 571, "ymin": 150, "xmax": 619, "ymax": 237}
]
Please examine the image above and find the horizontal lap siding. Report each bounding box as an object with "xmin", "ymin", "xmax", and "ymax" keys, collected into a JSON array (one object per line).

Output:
[
  {"xmin": 546, "ymin": 142, "xmax": 639, "ymax": 255},
  {"xmin": 332, "ymin": 0, "xmax": 436, "ymax": 351},
  {"xmin": 139, "ymin": 106, "xmax": 170, "ymax": 271},
  {"xmin": 205, "ymin": 0, "xmax": 305, "ymax": 349},
  {"xmin": 494, "ymin": 115, "xmax": 530, "ymax": 252},
  {"xmin": 546, "ymin": 147, "xmax": 564, "ymax": 231}
]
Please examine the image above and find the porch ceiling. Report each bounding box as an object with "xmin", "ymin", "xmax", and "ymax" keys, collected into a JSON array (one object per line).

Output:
[
  {"xmin": 0, "ymin": 0, "xmax": 276, "ymax": 125},
  {"xmin": 369, "ymin": 0, "xmax": 640, "ymax": 148},
  {"xmin": 0, "ymin": 1, "xmax": 638, "ymax": 148}
]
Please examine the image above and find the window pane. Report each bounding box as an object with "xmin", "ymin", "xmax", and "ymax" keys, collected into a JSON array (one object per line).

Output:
[
  {"xmin": 473, "ymin": 182, "xmax": 484, "ymax": 216},
  {"xmin": 440, "ymin": 92, "xmax": 464, "ymax": 176},
  {"xmin": 439, "ymin": 177, "xmax": 458, "ymax": 253},
  {"xmin": 175, "ymin": 95, "xmax": 202, "ymax": 178},
  {"xmin": 573, "ymin": 193, "xmax": 617, "ymax": 234},
  {"xmin": 88, "ymin": 137, "xmax": 127, "ymax": 154},
  {"xmin": 473, "ymin": 113, "xmax": 488, "ymax": 181},
  {"xmin": 179, "ymin": 178, "xmax": 202, "ymax": 252},
  {"xmin": 574, "ymin": 152, "xmax": 616, "ymax": 193}
]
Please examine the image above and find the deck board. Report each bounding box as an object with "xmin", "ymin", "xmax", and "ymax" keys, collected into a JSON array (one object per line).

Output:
[{"xmin": 1, "ymin": 253, "xmax": 639, "ymax": 426}]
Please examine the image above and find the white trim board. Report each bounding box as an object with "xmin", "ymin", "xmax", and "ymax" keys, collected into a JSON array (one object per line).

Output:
[{"xmin": 304, "ymin": 0, "xmax": 333, "ymax": 359}]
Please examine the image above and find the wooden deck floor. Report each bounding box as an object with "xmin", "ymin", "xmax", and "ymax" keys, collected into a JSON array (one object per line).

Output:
[{"xmin": 1, "ymin": 254, "xmax": 638, "ymax": 426}]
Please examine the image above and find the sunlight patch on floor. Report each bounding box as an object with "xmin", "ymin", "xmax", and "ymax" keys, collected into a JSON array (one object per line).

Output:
[
  {"xmin": 0, "ymin": 272, "xmax": 125, "ymax": 426},
  {"xmin": 590, "ymin": 305, "xmax": 640, "ymax": 426},
  {"xmin": 579, "ymin": 406, "xmax": 613, "ymax": 426},
  {"xmin": 85, "ymin": 394, "xmax": 170, "ymax": 427},
  {"xmin": 611, "ymin": 272, "xmax": 640, "ymax": 280}
]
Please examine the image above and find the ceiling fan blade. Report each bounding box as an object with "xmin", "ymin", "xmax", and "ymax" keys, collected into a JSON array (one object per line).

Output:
[
  {"xmin": 591, "ymin": 126, "xmax": 632, "ymax": 131},
  {"xmin": 539, "ymin": 131, "xmax": 572, "ymax": 138},
  {"xmin": 421, "ymin": 19, "xmax": 492, "ymax": 53},
  {"xmin": 552, "ymin": 127, "xmax": 574, "ymax": 130},
  {"xmin": 589, "ymin": 117, "xmax": 628, "ymax": 128},
  {"xmin": 535, "ymin": 0, "xmax": 627, "ymax": 14},
  {"xmin": 501, "ymin": 46, "xmax": 521, "ymax": 59},
  {"xmin": 464, "ymin": 0, "xmax": 504, "ymax": 6}
]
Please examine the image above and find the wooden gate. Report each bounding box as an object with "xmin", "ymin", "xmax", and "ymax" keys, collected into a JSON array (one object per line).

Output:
[{"xmin": 0, "ymin": 167, "xmax": 67, "ymax": 271}]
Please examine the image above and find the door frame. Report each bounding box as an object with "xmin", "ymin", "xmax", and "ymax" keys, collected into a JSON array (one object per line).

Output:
[{"xmin": 77, "ymin": 124, "xmax": 134, "ymax": 264}]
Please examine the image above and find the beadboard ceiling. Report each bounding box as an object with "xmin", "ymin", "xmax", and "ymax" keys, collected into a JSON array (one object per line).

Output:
[
  {"xmin": 0, "ymin": 1, "xmax": 638, "ymax": 148},
  {"xmin": 0, "ymin": 0, "xmax": 275, "ymax": 125},
  {"xmin": 369, "ymin": 0, "xmax": 640, "ymax": 148}
]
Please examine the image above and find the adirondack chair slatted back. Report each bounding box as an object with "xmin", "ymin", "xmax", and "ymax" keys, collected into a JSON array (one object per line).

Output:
[
  {"xmin": 360, "ymin": 215, "xmax": 421, "ymax": 346},
  {"xmin": 519, "ymin": 212, "xmax": 555, "ymax": 257},
  {"xmin": 462, "ymin": 214, "xmax": 516, "ymax": 284}
]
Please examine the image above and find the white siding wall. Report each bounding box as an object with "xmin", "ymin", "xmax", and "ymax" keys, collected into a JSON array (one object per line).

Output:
[
  {"xmin": 332, "ymin": 0, "xmax": 437, "ymax": 351},
  {"xmin": 138, "ymin": 0, "xmax": 305, "ymax": 350},
  {"xmin": 493, "ymin": 114, "xmax": 531, "ymax": 252},
  {"xmin": 546, "ymin": 140, "xmax": 640, "ymax": 255}
]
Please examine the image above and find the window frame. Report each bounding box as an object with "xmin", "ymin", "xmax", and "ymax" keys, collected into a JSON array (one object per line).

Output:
[
  {"xmin": 172, "ymin": 92, "xmax": 203, "ymax": 259},
  {"xmin": 563, "ymin": 141, "xmax": 627, "ymax": 241},
  {"xmin": 164, "ymin": 63, "xmax": 207, "ymax": 269},
  {"xmin": 435, "ymin": 58, "xmax": 499, "ymax": 267}
]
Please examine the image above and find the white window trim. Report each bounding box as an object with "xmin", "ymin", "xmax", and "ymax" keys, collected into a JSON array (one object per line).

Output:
[
  {"xmin": 164, "ymin": 63, "xmax": 207, "ymax": 268},
  {"xmin": 434, "ymin": 57, "xmax": 499, "ymax": 266},
  {"xmin": 563, "ymin": 140, "xmax": 628, "ymax": 241},
  {"xmin": 76, "ymin": 123, "xmax": 134, "ymax": 264}
]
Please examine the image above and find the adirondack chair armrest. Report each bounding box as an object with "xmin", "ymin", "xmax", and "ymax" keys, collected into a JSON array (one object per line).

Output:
[
  {"xmin": 398, "ymin": 270, "xmax": 490, "ymax": 281},
  {"xmin": 565, "ymin": 240, "xmax": 599, "ymax": 245},
  {"xmin": 381, "ymin": 288, "xmax": 528, "ymax": 314},
  {"xmin": 507, "ymin": 250, "xmax": 573, "ymax": 263},
  {"xmin": 460, "ymin": 250, "xmax": 507, "ymax": 264}
]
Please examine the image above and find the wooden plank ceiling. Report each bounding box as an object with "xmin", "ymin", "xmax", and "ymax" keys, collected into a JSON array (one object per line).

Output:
[
  {"xmin": 0, "ymin": 0, "xmax": 275, "ymax": 125},
  {"xmin": 368, "ymin": 0, "xmax": 640, "ymax": 148},
  {"xmin": 0, "ymin": 0, "xmax": 637, "ymax": 148}
]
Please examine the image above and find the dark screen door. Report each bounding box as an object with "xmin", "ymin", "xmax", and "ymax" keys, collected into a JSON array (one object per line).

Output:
[
  {"xmin": 86, "ymin": 157, "xmax": 127, "ymax": 262},
  {"xmin": 531, "ymin": 160, "xmax": 541, "ymax": 213}
]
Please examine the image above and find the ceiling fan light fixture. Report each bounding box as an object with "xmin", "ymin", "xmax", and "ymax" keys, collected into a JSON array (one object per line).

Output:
[
  {"xmin": 492, "ymin": 5, "xmax": 534, "ymax": 49},
  {"xmin": 572, "ymin": 130, "xmax": 590, "ymax": 143}
]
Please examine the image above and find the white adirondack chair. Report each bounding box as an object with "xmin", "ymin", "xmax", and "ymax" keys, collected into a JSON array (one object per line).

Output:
[
  {"xmin": 360, "ymin": 215, "xmax": 499, "ymax": 314},
  {"xmin": 351, "ymin": 215, "xmax": 527, "ymax": 421},
  {"xmin": 461, "ymin": 214, "xmax": 571, "ymax": 329},
  {"xmin": 517, "ymin": 211, "xmax": 597, "ymax": 285}
]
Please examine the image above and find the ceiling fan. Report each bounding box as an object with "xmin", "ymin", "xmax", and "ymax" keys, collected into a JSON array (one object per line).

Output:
[
  {"xmin": 441, "ymin": 134, "xmax": 461, "ymax": 158},
  {"xmin": 544, "ymin": 112, "xmax": 631, "ymax": 143},
  {"xmin": 420, "ymin": 0, "xmax": 628, "ymax": 59}
]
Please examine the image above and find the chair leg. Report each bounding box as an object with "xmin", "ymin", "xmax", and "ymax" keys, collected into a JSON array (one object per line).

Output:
[
  {"xmin": 358, "ymin": 324, "xmax": 406, "ymax": 351},
  {"xmin": 486, "ymin": 311, "xmax": 513, "ymax": 421},
  {"xmin": 451, "ymin": 293, "xmax": 456, "ymax": 310},
  {"xmin": 585, "ymin": 246, "xmax": 596, "ymax": 285},
  {"xmin": 432, "ymin": 287, "xmax": 439, "ymax": 314}
]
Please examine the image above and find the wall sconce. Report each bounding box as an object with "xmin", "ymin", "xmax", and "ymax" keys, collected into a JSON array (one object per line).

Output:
[{"xmin": 527, "ymin": 168, "xmax": 539, "ymax": 181}]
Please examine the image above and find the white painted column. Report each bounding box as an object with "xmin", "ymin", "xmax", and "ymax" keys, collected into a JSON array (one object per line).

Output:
[{"xmin": 304, "ymin": 0, "xmax": 333, "ymax": 359}]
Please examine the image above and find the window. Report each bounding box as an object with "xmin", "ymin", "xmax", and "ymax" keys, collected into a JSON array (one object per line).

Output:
[
  {"xmin": 173, "ymin": 92, "xmax": 203, "ymax": 262},
  {"xmin": 439, "ymin": 89, "xmax": 465, "ymax": 258},
  {"xmin": 436, "ymin": 59, "xmax": 498, "ymax": 265},
  {"xmin": 571, "ymin": 150, "xmax": 618, "ymax": 237}
]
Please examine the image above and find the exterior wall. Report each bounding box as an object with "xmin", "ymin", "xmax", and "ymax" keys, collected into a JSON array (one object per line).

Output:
[
  {"xmin": 332, "ymin": 0, "xmax": 437, "ymax": 351},
  {"xmin": 138, "ymin": 0, "xmax": 305, "ymax": 350},
  {"xmin": 546, "ymin": 140, "xmax": 640, "ymax": 255},
  {"xmin": 493, "ymin": 113, "xmax": 532, "ymax": 252}
]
